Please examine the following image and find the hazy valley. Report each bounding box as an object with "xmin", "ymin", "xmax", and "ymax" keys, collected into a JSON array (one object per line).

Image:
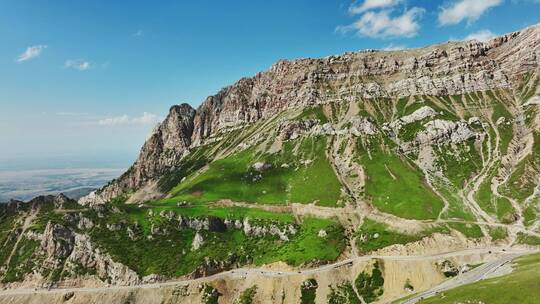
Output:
[{"xmin": 0, "ymin": 168, "xmax": 124, "ymax": 202}]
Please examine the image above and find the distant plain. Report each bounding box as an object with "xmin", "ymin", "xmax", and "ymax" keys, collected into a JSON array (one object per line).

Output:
[{"xmin": 0, "ymin": 168, "xmax": 124, "ymax": 201}]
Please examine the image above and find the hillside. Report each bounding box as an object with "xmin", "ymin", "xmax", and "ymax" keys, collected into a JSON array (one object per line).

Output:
[
  {"xmin": 416, "ymin": 252, "xmax": 540, "ymax": 304},
  {"xmin": 0, "ymin": 23, "xmax": 539, "ymax": 304}
]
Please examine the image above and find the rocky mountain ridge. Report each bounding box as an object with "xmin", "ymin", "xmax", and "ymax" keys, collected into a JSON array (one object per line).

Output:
[{"xmin": 83, "ymin": 23, "xmax": 540, "ymax": 205}]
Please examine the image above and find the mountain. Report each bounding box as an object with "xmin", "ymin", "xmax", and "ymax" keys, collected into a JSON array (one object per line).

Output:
[
  {"xmin": 1, "ymin": 23, "xmax": 540, "ymax": 304},
  {"xmin": 84, "ymin": 23, "xmax": 539, "ymax": 206}
]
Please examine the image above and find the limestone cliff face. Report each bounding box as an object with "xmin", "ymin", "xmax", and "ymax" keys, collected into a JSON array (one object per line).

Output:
[
  {"xmin": 87, "ymin": 104, "xmax": 196, "ymax": 202},
  {"xmin": 127, "ymin": 103, "xmax": 196, "ymax": 185},
  {"xmin": 82, "ymin": 23, "xmax": 540, "ymax": 205},
  {"xmin": 35, "ymin": 222, "xmax": 140, "ymax": 286}
]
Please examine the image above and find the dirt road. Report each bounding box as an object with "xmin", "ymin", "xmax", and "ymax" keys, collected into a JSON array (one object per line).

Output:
[
  {"xmin": 399, "ymin": 254, "xmax": 519, "ymax": 304},
  {"xmin": 0, "ymin": 247, "xmax": 534, "ymax": 298}
]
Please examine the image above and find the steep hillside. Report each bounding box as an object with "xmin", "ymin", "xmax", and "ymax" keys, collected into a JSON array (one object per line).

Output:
[{"xmin": 1, "ymin": 23, "xmax": 540, "ymax": 304}]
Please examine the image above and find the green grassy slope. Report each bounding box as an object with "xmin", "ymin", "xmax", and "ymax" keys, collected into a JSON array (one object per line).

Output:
[
  {"xmin": 356, "ymin": 138, "xmax": 444, "ymax": 220},
  {"xmin": 355, "ymin": 219, "xmax": 450, "ymax": 253},
  {"xmin": 168, "ymin": 136, "xmax": 342, "ymax": 207},
  {"xmin": 418, "ymin": 252, "xmax": 540, "ymax": 304},
  {"xmin": 91, "ymin": 215, "xmax": 345, "ymax": 276}
]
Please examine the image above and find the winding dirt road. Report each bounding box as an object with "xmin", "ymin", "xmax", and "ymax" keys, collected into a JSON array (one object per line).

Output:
[
  {"xmin": 0, "ymin": 247, "xmax": 535, "ymax": 299},
  {"xmin": 400, "ymin": 254, "xmax": 519, "ymax": 304}
]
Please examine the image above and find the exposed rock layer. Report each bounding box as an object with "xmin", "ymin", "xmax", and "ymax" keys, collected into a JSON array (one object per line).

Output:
[{"xmin": 82, "ymin": 23, "xmax": 540, "ymax": 205}]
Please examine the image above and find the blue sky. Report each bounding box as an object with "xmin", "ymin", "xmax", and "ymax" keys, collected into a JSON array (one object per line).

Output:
[{"xmin": 1, "ymin": 0, "xmax": 539, "ymax": 169}]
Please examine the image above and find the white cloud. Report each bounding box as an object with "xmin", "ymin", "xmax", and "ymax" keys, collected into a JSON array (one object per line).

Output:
[
  {"xmin": 338, "ymin": 7, "xmax": 425, "ymax": 38},
  {"xmin": 99, "ymin": 115, "xmax": 129, "ymax": 126},
  {"xmin": 463, "ymin": 29, "xmax": 497, "ymax": 42},
  {"xmin": 132, "ymin": 112, "xmax": 160, "ymax": 125},
  {"xmin": 349, "ymin": 0, "xmax": 404, "ymax": 14},
  {"xmin": 449, "ymin": 29, "xmax": 498, "ymax": 43},
  {"xmin": 16, "ymin": 45, "xmax": 47, "ymax": 62},
  {"xmin": 439, "ymin": 0, "xmax": 502, "ymax": 26},
  {"xmin": 64, "ymin": 59, "xmax": 92, "ymax": 71},
  {"xmin": 382, "ymin": 43, "xmax": 407, "ymax": 51},
  {"xmin": 98, "ymin": 112, "xmax": 161, "ymax": 126}
]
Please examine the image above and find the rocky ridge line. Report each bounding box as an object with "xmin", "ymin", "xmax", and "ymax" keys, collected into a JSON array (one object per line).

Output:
[{"xmin": 81, "ymin": 23, "xmax": 540, "ymax": 206}]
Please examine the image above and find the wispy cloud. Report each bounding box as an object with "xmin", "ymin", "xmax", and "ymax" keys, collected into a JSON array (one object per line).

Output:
[
  {"xmin": 55, "ymin": 112, "xmax": 89, "ymax": 116},
  {"xmin": 64, "ymin": 59, "xmax": 92, "ymax": 71},
  {"xmin": 98, "ymin": 112, "xmax": 161, "ymax": 126},
  {"xmin": 132, "ymin": 29, "xmax": 144, "ymax": 38},
  {"xmin": 463, "ymin": 29, "xmax": 497, "ymax": 42},
  {"xmin": 337, "ymin": 7, "xmax": 425, "ymax": 39},
  {"xmin": 382, "ymin": 43, "xmax": 407, "ymax": 51},
  {"xmin": 17, "ymin": 45, "xmax": 47, "ymax": 62},
  {"xmin": 439, "ymin": 0, "xmax": 502, "ymax": 26},
  {"xmin": 348, "ymin": 0, "xmax": 404, "ymax": 14}
]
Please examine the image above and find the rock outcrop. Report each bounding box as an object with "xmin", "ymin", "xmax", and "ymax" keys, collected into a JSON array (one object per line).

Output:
[
  {"xmin": 417, "ymin": 120, "xmax": 478, "ymax": 145},
  {"xmin": 388, "ymin": 106, "xmax": 438, "ymax": 131},
  {"xmin": 12, "ymin": 193, "xmax": 74, "ymax": 210},
  {"xmin": 151, "ymin": 211, "xmax": 297, "ymax": 242},
  {"xmin": 41, "ymin": 223, "xmax": 75, "ymax": 259},
  {"xmin": 66, "ymin": 234, "xmax": 140, "ymax": 285},
  {"xmin": 349, "ymin": 117, "xmax": 378, "ymax": 136},
  {"xmin": 400, "ymin": 119, "xmax": 480, "ymax": 152},
  {"xmin": 278, "ymin": 119, "xmax": 320, "ymax": 141},
  {"xmin": 35, "ymin": 221, "xmax": 141, "ymax": 286},
  {"xmin": 191, "ymin": 233, "xmax": 204, "ymax": 251}
]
